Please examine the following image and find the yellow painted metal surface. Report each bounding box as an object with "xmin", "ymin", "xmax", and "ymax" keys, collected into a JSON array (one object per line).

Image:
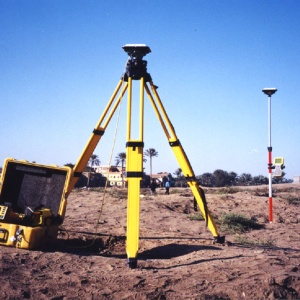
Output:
[
  {"xmin": 125, "ymin": 142, "xmax": 144, "ymax": 258},
  {"xmin": 146, "ymin": 82, "xmax": 220, "ymax": 238},
  {"xmin": 0, "ymin": 158, "xmax": 72, "ymax": 249},
  {"xmin": 67, "ymin": 80, "xmax": 128, "ymax": 195},
  {"xmin": 0, "ymin": 222, "xmax": 59, "ymax": 249}
]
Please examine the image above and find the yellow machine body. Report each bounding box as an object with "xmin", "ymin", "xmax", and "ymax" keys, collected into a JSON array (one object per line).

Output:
[{"xmin": 0, "ymin": 158, "xmax": 72, "ymax": 249}]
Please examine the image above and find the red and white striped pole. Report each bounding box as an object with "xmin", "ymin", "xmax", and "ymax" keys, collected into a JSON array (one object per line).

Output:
[{"xmin": 262, "ymin": 88, "xmax": 277, "ymax": 223}]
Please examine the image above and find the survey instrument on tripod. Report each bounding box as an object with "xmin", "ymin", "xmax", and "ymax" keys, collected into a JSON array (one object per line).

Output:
[{"xmin": 0, "ymin": 44, "xmax": 224, "ymax": 269}]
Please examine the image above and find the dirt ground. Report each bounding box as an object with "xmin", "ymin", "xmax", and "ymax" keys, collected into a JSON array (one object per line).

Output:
[{"xmin": 1, "ymin": 184, "xmax": 300, "ymax": 299}]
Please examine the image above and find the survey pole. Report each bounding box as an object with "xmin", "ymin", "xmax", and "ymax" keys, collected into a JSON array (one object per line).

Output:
[{"xmin": 262, "ymin": 88, "xmax": 277, "ymax": 223}]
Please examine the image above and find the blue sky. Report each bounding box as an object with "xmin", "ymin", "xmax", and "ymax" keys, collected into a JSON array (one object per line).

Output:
[{"xmin": 1, "ymin": 1, "xmax": 299, "ymax": 179}]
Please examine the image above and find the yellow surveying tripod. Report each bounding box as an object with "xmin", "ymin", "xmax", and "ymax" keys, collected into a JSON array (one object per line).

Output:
[{"xmin": 67, "ymin": 44, "xmax": 224, "ymax": 268}]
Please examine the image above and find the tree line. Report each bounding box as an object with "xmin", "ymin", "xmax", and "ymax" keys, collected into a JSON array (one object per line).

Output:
[
  {"xmin": 172, "ymin": 168, "xmax": 290, "ymax": 187},
  {"xmin": 65, "ymin": 148, "xmax": 291, "ymax": 188}
]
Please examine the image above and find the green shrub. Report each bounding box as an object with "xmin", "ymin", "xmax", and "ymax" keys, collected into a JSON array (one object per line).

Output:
[
  {"xmin": 234, "ymin": 235, "xmax": 274, "ymax": 246},
  {"xmin": 187, "ymin": 212, "xmax": 205, "ymax": 221},
  {"xmin": 220, "ymin": 213, "xmax": 264, "ymax": 233},
  {"xmin": 217, "ymin": 187, "xmax": 239, "ymax": 194},
  {"xmin": 171, "ymin": 188, "xmax": 185, "ymax": 194}
]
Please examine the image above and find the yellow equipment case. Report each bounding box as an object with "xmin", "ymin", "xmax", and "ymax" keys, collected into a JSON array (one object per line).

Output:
[{"xmin": 0, "ymin": 158, "xmax": 72, "ymax": 249}]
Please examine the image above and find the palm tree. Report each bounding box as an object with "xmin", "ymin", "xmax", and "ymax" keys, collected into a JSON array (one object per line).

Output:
[
  {"xmin": 144, "ymin": 148, "xmax": 158, "ymax": 177},
  {"xmin": 115, "ymin": 152, "xmax": 126, "ymax": 187},
  {"xmin": 174, "ymin": 168, "xmax": 184, "ymax": 187},
  {"xmin": 87, "ymin": 154, "xmax": 100, "ymax": 187}
]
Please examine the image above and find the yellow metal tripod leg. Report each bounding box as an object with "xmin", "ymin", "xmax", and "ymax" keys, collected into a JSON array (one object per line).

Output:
[
  {"xmin": 169, "ymin": 138, "xmax": 219, "ymax": 237},
  {"xmin": 145, "ymin": 81, "xmax": 224, "ymax": 242},
  {"xmin": 125, "ymin": 141, "xmax": 144, "ymax": 268},
  {"xmin": 125, "ymin": 77, "xmax": 145, "ymax": 268},
  {"xmin": 66, "ymin": 80, "xmax": 127, "ymax": 196}
]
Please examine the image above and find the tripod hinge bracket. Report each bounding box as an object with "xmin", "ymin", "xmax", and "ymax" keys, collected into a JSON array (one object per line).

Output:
[
  {"xmin": 93, "ymin": 129, "xmax": 105, "ymax": 136},
  {"xmin": 169, "ymin": 140, "xmax": 181, "ymax": 147},
  {"xmin": 126, "ymin": 141, "xmax": 144, "ymax": 149},
  {"xmin": 125, "ymin": 171, "xmax": 144, "ymax": 178},
  {"xmin": 185, "ymin": 175, "xmax": 197, "ymax": 182}
]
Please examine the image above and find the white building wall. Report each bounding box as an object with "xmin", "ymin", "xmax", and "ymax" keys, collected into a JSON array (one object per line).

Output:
[{"xmin": 293, "ymin": 176, "xmax": 300, "ymax": 184}]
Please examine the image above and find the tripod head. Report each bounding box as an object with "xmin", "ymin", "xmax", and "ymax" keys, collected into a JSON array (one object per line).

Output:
[
  {"xmin": 123, "ymin": 44, "xmax": 151, "ymax": 59},
  {"xmin": 122, "ymin": 44, "xmax": 152, "ymax": 82}
]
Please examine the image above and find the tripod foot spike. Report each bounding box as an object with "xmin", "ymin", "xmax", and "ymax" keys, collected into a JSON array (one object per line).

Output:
[
  {"xmin": 127, "ymin": 258, "xmax": 138, "ymax": 269},
  {"xmin": 214, "ymin": 235, "xmax": 225, "ymax": 244}
]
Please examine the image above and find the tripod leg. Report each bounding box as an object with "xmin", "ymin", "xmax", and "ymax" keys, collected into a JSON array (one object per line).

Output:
[
  {"xmin": 66, "ymin": 80, "xmax": 127, "ymax": 196},
  {"xmin": 170, "ymin": 139, "xmax": 219, "ymax": 237},
  {"xmin": 145, "ymin": 82, "xmax": 224, "ymax": 241},
  {"xmin": 126, "ymin": 145, "xmax": 143, "ymax": 268},
  {"xmin": 125, "ymin": 78, "xmax": 145, "ymax": 268}
]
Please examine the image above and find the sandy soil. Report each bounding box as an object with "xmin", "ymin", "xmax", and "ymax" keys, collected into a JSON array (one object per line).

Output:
[{"xmin": 1, "ymin": 184, "xmax": 300, "ymax": 299}]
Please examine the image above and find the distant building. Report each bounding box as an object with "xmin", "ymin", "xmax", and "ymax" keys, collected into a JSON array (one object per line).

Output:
[
  {"xmin": 94, "ymin": 165, "xmax": 169, "ymax": 188},
  {"xmin": 94, "ymin": 165, "xmax": 125, "ymax": 187},
  {"xmin": 293, "ymin": 176, "xmax": 300, "ymax": 184}
]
